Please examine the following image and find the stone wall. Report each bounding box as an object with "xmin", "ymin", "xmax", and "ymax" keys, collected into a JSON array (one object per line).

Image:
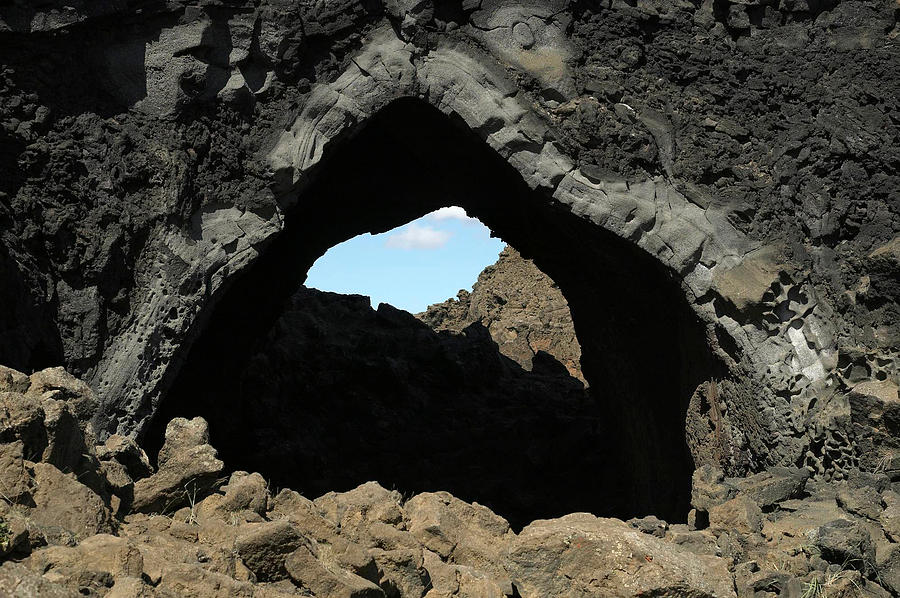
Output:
[{"xmin": 0, "ymin": 0, "xmax": 897, "ymax": 483}]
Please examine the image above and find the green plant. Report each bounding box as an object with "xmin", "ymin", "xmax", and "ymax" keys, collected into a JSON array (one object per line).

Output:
[
  {"xmin": 184, "ymin": 480, "xmax": 199, "ymax": 525},
  {"xmin": 801, "ymin": 577, "xmax": 822, "ymax": 598}
]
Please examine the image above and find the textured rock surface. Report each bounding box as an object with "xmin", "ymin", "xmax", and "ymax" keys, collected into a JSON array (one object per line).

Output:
[
  {"xmin": 420, "ymin": 246, "xmax": 586, "ymax": 384},
  {"xmin": 0, "ymin": 0, "xmax": 896, "ymax": 494},
  {"xmin": 3, "ymin": 367, "xmax": 900, "ymax": 597}
]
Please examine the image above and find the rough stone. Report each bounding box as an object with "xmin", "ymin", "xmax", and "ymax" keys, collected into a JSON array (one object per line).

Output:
[
  {"xmin": 131, "ymin": 417, "xmax": 224, "ymax": 514},
  {"xmin": 709, "ymin": 496, "xmax": 764, "ymax": 536},
  {"xmin": 220, "ymin": 471, "xmax": 269, "ymax": 516},
  {"xmin": 814, "ymin": 519, "xmax": 876, "ymax": 575},
  {"xmin": 234, "ymin": 520, "xmax": 308, "ymax": 581},
  {"xmin": 284, "ymin": 543, "xmax": 385, "ymax": 598},
  {"xmin": 508, "ymin": 513, "xmax": 736, "ymax": 597},
  {"xmin": 692, "ymin": 464, "xmax": 738, "ymax": 512},
  {"xmin": 29, "ymin": 462, "xmax": 114, "ymax": 545},
  {"xmin": 732, "ymin": 466, "xmax": 810, "ymax": 509}
]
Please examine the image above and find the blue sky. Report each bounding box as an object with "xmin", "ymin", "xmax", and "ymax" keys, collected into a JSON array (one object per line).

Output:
[{"xmin": 305, "ymin": 207, "xmax": 506, "ymax": 313}]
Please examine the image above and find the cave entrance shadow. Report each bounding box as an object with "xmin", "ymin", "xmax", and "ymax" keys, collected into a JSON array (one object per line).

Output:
[{"xmin": 145, "ymin": 97, "xmax": 718, "ymax": 529}]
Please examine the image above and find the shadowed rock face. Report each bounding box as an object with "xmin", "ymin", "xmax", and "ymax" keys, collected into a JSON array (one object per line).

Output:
[
  {"xmin": 145, "ymin": 98, "xmax": 715, "ymax": 525},
  {"xmin": 151, "ymin": 286, "xmax": 603, "ymax": 530},
  {"xmin": 0, "ymin": 0, "xmax": 899, "ymax": 514}
]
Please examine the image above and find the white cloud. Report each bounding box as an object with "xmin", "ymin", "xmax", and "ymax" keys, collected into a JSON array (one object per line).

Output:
[
  {"xmin": 426, "ymin": 206, "xmax": 478, "ymax": 223},
  {"xmin": 385, "ymin": 224, "xmax": 451, "ymax": 250}
]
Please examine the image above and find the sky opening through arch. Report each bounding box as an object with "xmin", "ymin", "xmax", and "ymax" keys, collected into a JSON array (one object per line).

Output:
[{"xmin": 305, "ymin": 207, "xmax": 506, "ymax": 313}]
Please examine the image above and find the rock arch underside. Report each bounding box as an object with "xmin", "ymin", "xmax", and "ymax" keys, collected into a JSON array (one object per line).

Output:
[{"xmin": 1, "ymin": 1, "xmax": 899, "ymax": 596}]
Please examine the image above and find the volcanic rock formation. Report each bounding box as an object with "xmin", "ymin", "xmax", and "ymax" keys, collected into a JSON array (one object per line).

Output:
[
  {"xmin": 1, "ymin": 0, "xmax": 898, "ymax": 489},
  {"xmin": 1, "ymin": 0, "xmax": 900, "ymax": 594},
  {"xmin": 2, "ymin": 366, "xmax": 900, "ymax": 597},
  {"xmin": 420, "ymin": 246, "xmax": 587, "ymax": 385}
]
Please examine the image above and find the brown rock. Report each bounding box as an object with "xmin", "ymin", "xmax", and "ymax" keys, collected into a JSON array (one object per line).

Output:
[
  {"xmin": 509, "ymin": 513, "xmax": 736, "ymax": 598},
  {"xmin": 0, "ymin": 390, "xmax": 46, "ymax": 456},
  {"xmin": 220, "ymin": 471, "xmax": 269, "ymax": 515},
  {"xmin": 131, "ymin": 417, "xmax": 224, "ymax": 514},
  {"xmin": 29, "ymin": 462, "xmax": 114, "ymax": 545},
  {"xmin": 691, "ymin": 464, "xmax": 737, "ymax": 512},
  {"xmin": 234, "ymin": 519, "xmax": 308, "ymax": 581},
  {"xmin": 0, "ymin": 440, "xmax": 30, "ymax": 502},
  {"xmin": 319, "ymin": 536, "xmax": 380, "ymax": 583},
  {"xmin": 371, "ymin": 547, "xmax": 431, "ymax": 598},
  {"xmin": 268, "ymin": 488, "xmax": 337, "ymax": 542},
  {"xmin": 881, "ymin": 491, "xmax": 900, "ymax": 541},
  {"xmin": 96, "ymin": 434, "xmax": 153, "ymax": 481},
  {"xmin": 27, "ymin": 534, "xmax": 144, "ymax": 590},
  {"xmin": 733, "ymin": 466, "xmax": 809, "ymax": 509},
  {"xmin": 422, "ymin": 549, "xmax": 510, "ymax": 598},
  {"xmin": 419, "ymin": 247, "xmax": 586, "ymax": 384},
  {"xmin": 105, "ymin": 577, "xmax": 156, "ymax": 598},
  {"xmin": 315, "ymin": 482, "xmax": 404, "ymax": 543},
  {"xmin": 0, "ymin": 365, "xmax": 30, "ymax": 394},
  {"xmin": 712, "ymin": 245, "xmax": 789, "ymax": 313},
  {"xmin": 157, "ymin": 417, "xmax": 213, "ymax": 468},
  {"xmin": 0, "ymin": 561, "xmax": 79, "ymax": 597},
  {"xmin": 40, "ymin": 397, "xmax": 89, "ymax": 474},
  {"xmin": 26, "ymin": 367, "xmax": 97, "ymax": 426},
  {"xmin": 709, "ymin": 496, "xmax": 764, "ymax": 535},
  {"xmin": 156, "ymin": 563, "xmax": 257, "ymax": 597},
  {"xmin": 284, "ymin": 542, "xmax": 384, "ymax": 597},
  {"xmin": 404, "ymin": 491, "xmax": 512, "ymax": 577},
  {"xmin": 0, "ymin": 507, "xmax": 30, "ymax": 558},
  {"xmin": 836, "ymin": 482, "xmax": 884, "ymax": 520}
]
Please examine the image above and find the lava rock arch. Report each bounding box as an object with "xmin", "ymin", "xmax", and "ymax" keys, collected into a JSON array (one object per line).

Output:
[{"xmin": 146, "ymin": 97, "xmax": 720, "ymax": 526}]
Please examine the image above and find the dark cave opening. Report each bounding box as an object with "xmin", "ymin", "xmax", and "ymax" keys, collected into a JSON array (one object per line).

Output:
[{"xmin": 145, "ymin": 97, "xmax": 716, "ymax": 530}]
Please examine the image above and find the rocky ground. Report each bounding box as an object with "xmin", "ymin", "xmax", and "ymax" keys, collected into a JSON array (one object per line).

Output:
[{"xmin": 3, "ymin": 365, "xmax": 900, "ymax": 597}]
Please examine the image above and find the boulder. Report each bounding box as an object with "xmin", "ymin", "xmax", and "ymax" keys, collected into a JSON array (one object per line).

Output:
[
  {"xmin": 268, "ymin": 488, "xmax": 337, "ymax": 542},
  {"xmin": 0, "ymin": 561, "xmax": 79, "ymax": 597},
  {"xmin": 0, "ymin": 390, "xmax": 46, "ymax": 456},
  {"xmin": 155, "ymin": 563, "xmax": 258, "ymax": 598},
  {"xmin": 691, "ymin": 464, "xmax": 737, "ymax": 512},
  {"xmin": 220, "ymin": 471, "xmax": 269, "ymax": 516},
  {"xmin": 709, "ymin": 496, "xmax": 764, "ymax": 535},
  {"xmin": 284, "ymin": 542, "xmax": 384, "ymax": 598},
  {"xmin": 131, "ymin": 417, "xmax": 224, "ymax": 514},
  {"xmin": 96, "ymin": 434, "xmax": 153, "ymax": 480},
  {"xmin": 39, "ymin": 397, "xmax": 89, "ymax": 474},
  {"xmin": 319, "ymin": 536, "xmax": 380, "ymax": 584},
  {"xmin": 814, "ymin": 519, "xmax": 876, "ymax": 575},
  {"xmin": 404, "ymin": 491, "xmax": 513, "ymax": 577},
  {"xmin": 876, "ymin": 542, "xmax": 900, "ymax": 596},
  {"xmin": 0, "ymin": 507, "xmax": 30, "ymax": 558},
  {"xmin": 26, "ymin": 367, "xmax": 97, "ymax": 426},
  {"xmin": 422, "ymin": 549, "xmax": 510, "ymax": 598},
  {"xmin": 27, "ymin": 534, "xmax": 144, "ymax": 592},
  {"xmin": 836, "ymin": 482, "xmax": 884, "ymax": 520},
  {"xmin": 733, "ymin": 466, "xmax": 809, "ymax": 509},
  {"xmin": 508, "ymin": 513, "xmax": 736, "ymax": 597},
  {"xmin": 627, "ymin": 515, "xmax": 668, "ymax": 538},
  {"xmin": 371, "ymin": 547, "xmax": 431, "ymax": 598},
  {"xmin": 0, "ymin": 440, "xmax": 30, "ymax": 502},
  {"xmin": 881, "ymin": 491, "xmax": 900, "ymax": 541},
  {"xmin": 29, "ymin": 462, "xmax": 114, "ymax": 545},
  {"xmin": 0, "ymin": 365, "xmax": 30, "ymax": 394},
  {"xmin": 234, "ymin": 519, "xmax": 308, "ymax": 581},
  {"xmin": 315, "ymin": 482, "xmax": 404, "ymax": 531}
]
